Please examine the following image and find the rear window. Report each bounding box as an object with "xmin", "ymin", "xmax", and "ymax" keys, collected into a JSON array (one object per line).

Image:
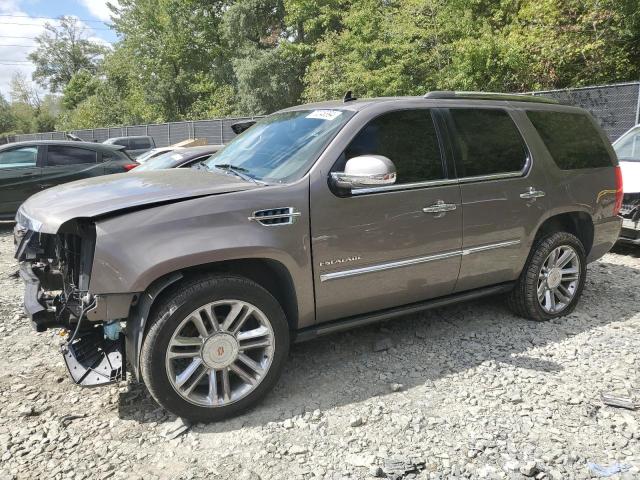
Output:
[
  {"xmin": 130, "ymin": 138, "xmax": 152, "ymax": 149},
  {"xmin": 526, "ymin": 111, "xmax": 613, "ymax": 169},
  {"xmin": 102, "ymin": 150, "xmax": 131, "ymax": 162},
  {"xmin": 46, "ymin": 146, "xmax": 97, "ymax": 166},
  {"xmin": 448, "ymin": 109, "xmax": 528, "ymax": 177}
]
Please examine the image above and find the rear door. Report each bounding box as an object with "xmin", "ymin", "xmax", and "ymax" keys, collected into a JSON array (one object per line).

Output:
[
  {"xmin": 40, "ymin": 145, "xmax": 102, "ymax": 190},
  {"xmin": 0, "ymin": 145, "xmax": 42, "ymax": 218},
  {"xmin": 444, "ymin": 107, "xmax": 550, "ymax": 292}
]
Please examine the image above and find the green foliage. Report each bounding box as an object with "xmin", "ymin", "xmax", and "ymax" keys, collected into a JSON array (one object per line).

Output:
[
  {"xmin": 8, "ymin": 0, "xmax": 640, "ymax": 133},
  {"xmin": 29, "ymin": 16, "xmax": 108, "ymax": 93},
  {"xmin": 62, "ymin": 70, "xmax": 100, "ymax": 110}
]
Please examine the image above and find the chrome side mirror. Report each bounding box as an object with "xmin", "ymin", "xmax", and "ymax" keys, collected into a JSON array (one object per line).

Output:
[{"xmin": 331, "ymin": 155, "xmax": 397, "ymax": 189}]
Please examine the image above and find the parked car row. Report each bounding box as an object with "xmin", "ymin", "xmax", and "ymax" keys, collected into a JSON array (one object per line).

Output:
[{"xmin": 13, "ymin": 92, "xmax": 626, "ymax": 422}]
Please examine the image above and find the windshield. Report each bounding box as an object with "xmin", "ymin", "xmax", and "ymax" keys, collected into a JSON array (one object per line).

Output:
[
  {"xmin": 135, "ymin": 151, "xmax": 186, "ymax": 171},
  {"xmin": 614, "ymin": 127, "xmax": 640, "ymax": 162},
  {"xmin": 203, "ymin": 109, "xmax": 354, "ymax": 182}
]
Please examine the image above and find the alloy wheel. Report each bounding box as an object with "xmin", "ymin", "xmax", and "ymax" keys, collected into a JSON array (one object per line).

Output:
[
  {"xmin": 537, "ymin": 245, "xmax": 581, "ymax": 314},
  {"xmin": 165, "ymin": 300, "xmax": 275, "ymax": 407}
]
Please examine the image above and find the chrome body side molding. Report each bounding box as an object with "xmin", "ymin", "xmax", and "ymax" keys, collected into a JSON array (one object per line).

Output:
[{"xmin": 320, "ymin": 239, "xmax": 521, "ymax": 282}]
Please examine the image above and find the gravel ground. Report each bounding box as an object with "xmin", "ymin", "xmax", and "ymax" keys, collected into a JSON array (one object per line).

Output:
[{"xmin": 1, "ymin": 223, "xmax": 639, "ymax": 480}]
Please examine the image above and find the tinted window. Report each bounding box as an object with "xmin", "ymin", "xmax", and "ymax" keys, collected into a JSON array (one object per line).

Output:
[
  {"xmin": 130, "ymin": 138, "xmax": 151, "ymax": 149},
  {"xmin": 102, "ymin": 150, "xmax": 130, "ymax": 162},
  {"xmin": 527, "ymin": 111, "xmax": 612, "ymax": 169},
  {"xmin": 342, "ymin": 109, "xmax": 444, "ymax": 184},
  {"xmin": 0, "ymin": 146, "xmax": 37, "ymax": 169},
  {"xmin": 46, "ymin": 146, "xmax": 97, "ymax": 166},
  {"xmin": 113, "ymin": 139, "xmax": 129, "ymax": 147},
  {"xmin": 449, "ymin": 109, "xmax": 528, "ymax": 177}
]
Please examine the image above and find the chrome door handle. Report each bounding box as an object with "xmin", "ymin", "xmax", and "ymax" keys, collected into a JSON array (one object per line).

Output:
[
  {"xmin": 423, "ymin": 200, "xmax": 457, "ymax": 217},
  {"xmin": 520, "ymin": 187, "xmax": 546, "ymax": 199}
]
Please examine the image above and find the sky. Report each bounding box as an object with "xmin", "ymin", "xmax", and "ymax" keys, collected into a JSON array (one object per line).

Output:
[{"xmin": 0, "ymin": 0, "xmax": 119, "ymax": 98}]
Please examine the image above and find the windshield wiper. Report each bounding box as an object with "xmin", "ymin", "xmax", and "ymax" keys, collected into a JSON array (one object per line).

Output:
[{"xmin": 212, "ymin": 164, "xmax": 263, "ymax": 185}]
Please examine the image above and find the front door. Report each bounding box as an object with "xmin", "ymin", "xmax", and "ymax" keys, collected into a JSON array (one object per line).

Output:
[
  {"xmin": 0, "ymin": 145, "xmax": 41, "ymax": 218},
  {"xmin": 311, "ymin": 108, "xmax": 463, "ymax": 323},
  {"xmin": 443, "ymin": 107, "xmax": 550, "ymax": 292}
]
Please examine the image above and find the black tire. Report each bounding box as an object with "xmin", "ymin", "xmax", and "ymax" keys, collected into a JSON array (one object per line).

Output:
[
  {"xmin": 507, "ymin": 231, "xmax": 587, "ymax": 321},
  {"xmin": 140, "ymin": 274, "xmax": 290, "ymax": 422}
]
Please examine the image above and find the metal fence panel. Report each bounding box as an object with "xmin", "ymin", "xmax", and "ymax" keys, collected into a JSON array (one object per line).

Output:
[
  {"xmin": 168, "ymin": 122, "xmax": 191, "ymax": 145},
  {"xmin": 126, "ymin": 125, "xmax": 148, "ymax": 137},
  {"xmin": 533, "ymin": 82, "xmax": 640, "ymax": 141},
  {"xmin": 147, "ymin": 124, "xmax": 169, "ymax": 147},
  {"xmin": 193, "ymin": 120, "xmax": 223, "ymax": 145}
]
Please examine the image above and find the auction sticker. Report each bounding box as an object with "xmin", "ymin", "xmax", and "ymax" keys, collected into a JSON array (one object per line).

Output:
[{"xmin": 306, "ymin": 110, "xmax": 343, "ymax": 121}]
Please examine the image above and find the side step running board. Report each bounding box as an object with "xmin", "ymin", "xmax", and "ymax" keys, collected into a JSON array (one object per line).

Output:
[{"xmin": 294, "ymin": 283, "xmax": 514, "ymax": 343}]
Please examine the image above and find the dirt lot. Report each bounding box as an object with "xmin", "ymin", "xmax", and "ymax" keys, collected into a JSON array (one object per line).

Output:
[{"xmin": 0, "ymin": 223, "xmax": 639, "ymax": 480}]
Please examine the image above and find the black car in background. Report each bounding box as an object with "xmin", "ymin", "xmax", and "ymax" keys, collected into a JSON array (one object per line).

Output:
[{"xmin": 0, "ymin": 140, "xmax": 137, "ymax": 220}]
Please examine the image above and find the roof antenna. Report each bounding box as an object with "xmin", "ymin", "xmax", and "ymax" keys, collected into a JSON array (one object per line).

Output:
[{"xmin": 343, "ymin": 90, "xmax": 357, "ymax": 103}]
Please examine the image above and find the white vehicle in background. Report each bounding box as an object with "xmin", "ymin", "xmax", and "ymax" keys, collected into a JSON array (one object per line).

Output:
[
  {"xmin": 613, "ymin": 125, "xmax": 640, "ymax": 245},
  {"xmin": 135, "ymin": 147, "xmax": 178, "ymax": 164}
]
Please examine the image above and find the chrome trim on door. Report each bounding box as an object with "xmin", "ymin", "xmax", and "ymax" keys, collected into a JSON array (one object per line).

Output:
[
  {"xmin": 352, "ymin": 178, "xmax": 459, "ymax": 195},
  {"xmin": 462, "ymin": 239, "xmax": 521, "ymax": 256},
  {"xmin": 320, "ymin": 239, "xmax": 522, "ymax": 282},
  {"xmin": 320, "ymin": 250, "xmax": 462, "ymax": 282}
]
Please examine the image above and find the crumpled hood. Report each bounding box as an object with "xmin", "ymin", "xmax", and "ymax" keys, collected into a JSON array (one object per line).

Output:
[
  {"xmin": 17, "ymin": 169, "xmax": 258, "ymax": 233},
  {"xmin": 620, "ymin": 161, "xmax": 640, "ymax": 194}
]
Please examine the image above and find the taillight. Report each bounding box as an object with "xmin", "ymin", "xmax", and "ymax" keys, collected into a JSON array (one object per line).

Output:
[
  {"xmin": 614, "ymin": 166, "xmax": 623, "ymax": 216},
  {"xmin": 123, "ymin": 163, "xmax": 139, "ymax": 171}
]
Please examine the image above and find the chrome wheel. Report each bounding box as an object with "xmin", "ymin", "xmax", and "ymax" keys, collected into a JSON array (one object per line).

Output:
[
  {"xmin": 537, "ymin": 245, "xmax": 580, "ymax": 314},
  {"xmin": 165, "ymin": 300, "xmax": 275, "ymax": 407}
]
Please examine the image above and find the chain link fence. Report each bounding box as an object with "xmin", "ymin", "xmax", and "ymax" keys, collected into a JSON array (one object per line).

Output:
[
  {"xmin": 4, "ymin": 81, "xmax": 639, "ymax": 146},
  {"xmin": 532, "ymin": 81, "xmax": 640, "ymax": 141}
]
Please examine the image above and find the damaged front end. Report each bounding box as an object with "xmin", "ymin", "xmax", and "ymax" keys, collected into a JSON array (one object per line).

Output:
[
  {"xmin": 14, "ymin": 213, "xmax": 126, "ymax": 387},
  {"xmin": 619, "ymin": 193, "xmax": 640, "ymax": 245}
]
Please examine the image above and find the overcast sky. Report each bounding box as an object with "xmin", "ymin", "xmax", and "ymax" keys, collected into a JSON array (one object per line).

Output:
[{"xmin": 0, "ymin": 0, "xmax": 118, "ymax": 98}]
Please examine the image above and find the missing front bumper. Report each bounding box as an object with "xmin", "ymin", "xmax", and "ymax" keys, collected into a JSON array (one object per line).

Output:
[{"xmin": 63, "ymin": 328, "xmax": 126, "ymax": 387}]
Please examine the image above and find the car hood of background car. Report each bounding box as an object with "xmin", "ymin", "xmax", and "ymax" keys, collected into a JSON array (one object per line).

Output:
[
  {"xmin": 18, "ymin": 169, "xmax": 259, "ymax": 234},
  {"xmin": 620, "ymin": 160, "xmax": 640, "ymax": 194}
]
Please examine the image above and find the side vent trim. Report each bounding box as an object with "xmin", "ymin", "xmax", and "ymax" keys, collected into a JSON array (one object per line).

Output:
[{"xmin": 249, "ymin": 207, "xmax": 301, "ymax": 226}]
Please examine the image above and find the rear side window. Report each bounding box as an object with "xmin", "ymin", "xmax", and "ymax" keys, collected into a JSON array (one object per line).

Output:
[
  {"xmin": 130, "ymin": 138, "xmax": 151, "ymax": 149},
  {"xmin": 0, "ymin": 146, "xmax": 37, "ymax": 169},
  {"xmin": 46, "ymin": 146, "xmax": 97, "ymax": 166},
  {"xmin": 449, "ymin": 109, "xmax": 528, "ymax": 177},
  {"xmin": 343, "ymin": 109, "xmax": 444, "ymax": 184},
  {"xmin": 102, "ymin": 150, "xmax": 131, "ymax": 162},
  {"xmin": 526, "ymin": 111, "xmax": 613, "ymax": 169}
]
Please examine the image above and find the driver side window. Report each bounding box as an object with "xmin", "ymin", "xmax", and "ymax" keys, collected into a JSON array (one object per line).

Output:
[{"xmin": 338, "ymin": 109, "xmax": 445, "ymax": 184}]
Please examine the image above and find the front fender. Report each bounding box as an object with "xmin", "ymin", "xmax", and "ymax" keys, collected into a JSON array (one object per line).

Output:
[{"xmin": 89, "ymin": 183, "xmax": 315, "ymax": 327}]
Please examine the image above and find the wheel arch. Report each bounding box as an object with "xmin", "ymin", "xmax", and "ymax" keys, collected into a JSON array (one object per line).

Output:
[
  {"xmin": 125, "ymin": 257, "xmax": 299, "ymax": 381},
  {"xmin": 532, "ymin": 210, "xmax": 594, "ymax": 256}
]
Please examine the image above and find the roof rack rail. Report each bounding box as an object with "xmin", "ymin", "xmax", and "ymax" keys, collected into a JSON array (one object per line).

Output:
[{"xmin": 424, "ymin": 90, "xmax": 559, "ymax": 104}]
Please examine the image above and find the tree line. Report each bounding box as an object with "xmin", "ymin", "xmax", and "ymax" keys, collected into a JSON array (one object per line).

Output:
[{"xmin": 1, "ymin": 0, "xmax": 639, "ymax": 137}]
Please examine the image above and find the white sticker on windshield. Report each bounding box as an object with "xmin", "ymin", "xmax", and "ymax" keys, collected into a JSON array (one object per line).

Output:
[{"xmin": 306, "ymin": 110, "xmax": 343, "ymax": 121}]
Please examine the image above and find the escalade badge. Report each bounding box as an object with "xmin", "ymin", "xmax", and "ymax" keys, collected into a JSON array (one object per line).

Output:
[{"xmin": 319, "ymin": 256, "xmax": 361, "ymax": 267}]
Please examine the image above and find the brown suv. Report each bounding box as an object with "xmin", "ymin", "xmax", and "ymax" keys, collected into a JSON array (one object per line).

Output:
[{"xmin": 15, "ymin": 92, "xmax": 623, "ymax": 422}]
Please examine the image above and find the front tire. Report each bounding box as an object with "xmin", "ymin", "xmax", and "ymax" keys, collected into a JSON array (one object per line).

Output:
[
  {"xmin": 140, "ymin": 275, "xmax": 290, "ymax": 422},
  {"xmin": 508, "ymin": 231, "xmax": 587, "ymax": 321}
]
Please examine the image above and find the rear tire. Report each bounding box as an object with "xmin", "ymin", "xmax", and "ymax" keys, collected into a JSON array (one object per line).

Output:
[
  {"xmin": 140, "ymin": 275, "xmax": 289, "ymax": 422},
  {"xmin": 508, "ymin": 231, "xmax": 587, "ymax": 321}
]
